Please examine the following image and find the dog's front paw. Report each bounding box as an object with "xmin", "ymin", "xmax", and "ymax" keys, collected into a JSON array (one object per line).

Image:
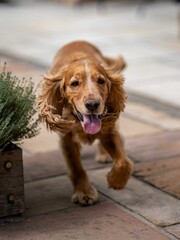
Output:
[
  {"xmin": 107, "ymin": 159, "xmax": 133, "ymax": 189},
  {"xmin": 72, "ymin": 185, "xmax": 98, "ymax": 206}
]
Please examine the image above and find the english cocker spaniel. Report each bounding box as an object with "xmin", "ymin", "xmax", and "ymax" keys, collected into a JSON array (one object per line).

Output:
[{"xmin": 37, "ymin": 41, "xmax": 133, "ymax": 206}]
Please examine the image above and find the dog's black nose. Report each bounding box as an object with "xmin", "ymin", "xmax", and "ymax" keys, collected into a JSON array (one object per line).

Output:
[{"xmin": 85, "ymin": 100, "xmax": 100, "ymax": 112}]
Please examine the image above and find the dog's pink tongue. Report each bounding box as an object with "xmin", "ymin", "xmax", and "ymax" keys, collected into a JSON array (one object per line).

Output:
[{"xmin": 82, "ymin": 114, "xmax": 101, "ymax": 135}]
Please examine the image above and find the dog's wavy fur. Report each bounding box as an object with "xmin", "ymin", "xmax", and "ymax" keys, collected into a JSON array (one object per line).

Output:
[{"xmin": 37, "ymin": 41, "xmax": 133, "ymax": 206}]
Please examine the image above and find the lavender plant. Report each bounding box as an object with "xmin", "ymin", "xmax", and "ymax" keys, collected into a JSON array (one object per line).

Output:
[{"xmin": 0, "ymin": 63, "xmax": 39, "ymax": 151}]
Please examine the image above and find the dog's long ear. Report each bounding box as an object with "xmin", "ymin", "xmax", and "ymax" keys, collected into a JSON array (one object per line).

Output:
[
  {"xmin": 37, "ymin": 67, "xmax": 75, "ymax": 133},
  {"xmin": 103, "ymin": 68, "xmax": 126, "ymax": 124}
]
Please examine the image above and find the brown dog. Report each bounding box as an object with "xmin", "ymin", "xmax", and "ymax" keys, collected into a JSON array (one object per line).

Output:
[{"xmin": 37, "ymin": 41, "xmax": 133, "ymax": 206}]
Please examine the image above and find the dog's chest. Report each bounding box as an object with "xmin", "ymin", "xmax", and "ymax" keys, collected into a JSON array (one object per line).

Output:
[{"xmin": 72, "ymin": 129, "xmax": 97, "ymax": 145}]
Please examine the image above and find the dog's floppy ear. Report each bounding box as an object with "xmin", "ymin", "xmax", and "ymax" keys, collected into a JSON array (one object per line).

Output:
[
  {"xmin": 37, "ymin": 67, "xmax": 75, "ymax": 133},
  {"xmin": 103, "ymin": 68, "xmax": 126, "ymax": 124}
]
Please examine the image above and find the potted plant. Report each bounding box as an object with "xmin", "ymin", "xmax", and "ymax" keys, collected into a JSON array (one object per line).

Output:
[{"xmin": 0, "ymin": 63, "xmax": 39, "ymax": 217}]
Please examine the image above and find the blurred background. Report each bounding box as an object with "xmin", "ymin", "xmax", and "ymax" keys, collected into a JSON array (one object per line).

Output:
[{"xmin": 0, "ymin": 0, "xmax": 180, "ymax": 110}]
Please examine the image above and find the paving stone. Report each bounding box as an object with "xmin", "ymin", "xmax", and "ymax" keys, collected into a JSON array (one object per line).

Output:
[
  {"xmin": 24, "ymin": 175, "xmax": 75, "ymax": 217},
  {"xmin": 126, "ymin": 131, "xmax": 180, "ymax": 162},
  {"xmin": 23, "ymin": 150, "xmax": 66, "ymax": 182},
  {"xmin": 23, "ymin": 146, "xmax": 111, "ymax": 183},
  {"xmin": 166, "ymin": 224, "xmax": 180, "ymax": 239},
  {"xmin": 119, "ymin": 115, "xmax": 161, "ymax": 138},
  {"xmin": 89, "ymin": 168, "xmax": 180, "ymax": 226},
  {"xmin": 125, "ymin": 101, "xmax": 180, "ymax": 130},
  {"xmin": 134, "ymin": 156, "xmax": 180, "ymax": 199},
  {"xmin": 22, "ymin": 124, "xmax": 60, "ymax": 154},
  {"xmin": 0, "ymin": 203, "xmax": 169, "ymax": 240},
  {"xmin": 24, "ymin": 171, "xmax": 107, "ymax": 217},
  {"xmin": 126, "ymin": 75, "xmax": 180, "ymax": 108},
  {"xmin": 125, "ymin": 60, "xmax": 180, "ymax": 83}
]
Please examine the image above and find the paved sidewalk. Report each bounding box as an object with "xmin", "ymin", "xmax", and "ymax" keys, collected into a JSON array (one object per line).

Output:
[{"xmin": 0, "ymin": 1, "xmax": 180, "ymax": 240}]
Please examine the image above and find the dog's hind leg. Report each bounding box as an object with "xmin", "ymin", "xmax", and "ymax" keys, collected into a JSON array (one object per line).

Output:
[{"xmin": 96, "ymin": 141, "xmax": 112, "ymax": 163}]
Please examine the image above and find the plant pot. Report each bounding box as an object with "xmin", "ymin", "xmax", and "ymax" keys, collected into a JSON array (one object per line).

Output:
[{"xmin": 0, "ymin": 144, "xmax": 25, "ymax": 217}]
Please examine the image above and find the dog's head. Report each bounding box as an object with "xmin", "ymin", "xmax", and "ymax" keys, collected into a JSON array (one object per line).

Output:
[{"xmin": 38, "ymin": 60, "xmax": 126, "ymax": 134}]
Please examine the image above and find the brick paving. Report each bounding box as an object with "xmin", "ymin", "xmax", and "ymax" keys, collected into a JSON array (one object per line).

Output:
[{"xmin": 0, "ymin": 1, "xmax": 180, "ymax": 240}]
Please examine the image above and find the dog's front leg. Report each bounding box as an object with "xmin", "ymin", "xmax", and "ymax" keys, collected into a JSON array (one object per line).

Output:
[
  {"xmin": 100, "ymin": 130, "xmax": 133, "ymax": 189},
  {"xmin": 61, "ymin": 133, "xmax": 98, "ymax": 206}
]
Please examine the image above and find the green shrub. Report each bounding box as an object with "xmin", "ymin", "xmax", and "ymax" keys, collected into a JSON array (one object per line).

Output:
[{"xmin": 0, "ymin": 63, "xmax": 39, "ymax": 151}]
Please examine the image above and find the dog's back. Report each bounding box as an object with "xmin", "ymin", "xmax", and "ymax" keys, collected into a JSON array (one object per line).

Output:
[{"xmin": 51, "ymin": 41, "xmax": 105, "ymax": 74}]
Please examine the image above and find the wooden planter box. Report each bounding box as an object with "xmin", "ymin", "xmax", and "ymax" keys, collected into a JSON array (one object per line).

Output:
[{"xmin": 0, "ymin": 145, "xmax": 25, "ymax": 217}]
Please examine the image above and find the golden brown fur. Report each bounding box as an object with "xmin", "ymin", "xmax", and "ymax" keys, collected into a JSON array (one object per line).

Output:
[{"xmin": 37, "ymin": 41, "xmax": 133, "ymax": 206}]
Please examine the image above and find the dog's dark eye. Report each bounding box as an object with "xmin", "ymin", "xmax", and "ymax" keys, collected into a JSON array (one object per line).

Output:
[
  {"xmin": 71, "ymin": 81, "xmax": 79, "ymax": 87},
  {"xmin": 98, "ymin": 77, "xmax": 105, "ymax": 85}
]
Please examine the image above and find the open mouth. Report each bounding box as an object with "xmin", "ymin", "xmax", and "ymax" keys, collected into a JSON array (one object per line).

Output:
[{"xmin": 77, "ymin": 111, "xmax": 102, "ymax": 135}]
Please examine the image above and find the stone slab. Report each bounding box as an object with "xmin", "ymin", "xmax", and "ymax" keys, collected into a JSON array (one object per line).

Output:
[
  {"xmin": 125, "ymin": 101, "xmax": 180, "ymax": 130},
  {"xmin": 23, "ymin": 145, "xmax": 111, "ymax": 182},
  {"xmin": 119, "ymin": 115, "xmax": 161, "ymax": 138},
  {"xmin": 126, "ymin": 75, "xmax": 180, "ymax": 109},
  {"xmin": 126, "ymin": 131, "xmax": 180, "ymax": 162},
  {"xmin": 134, "ymin": 156, "xmax": 180, "ymax": 199},
  {"xmin": 24, "ymin": 174, "xmax": 105, "ymax": 217},
  {"xmin": 89, "ymin": 168, "xmax": 180, "ymax": 226},
  {"xmin": 22, "ymin": 124, "xmax": 60, "ymax": 155},
  {"xmin": 166, "ymin": 224, "xmax": 180, "ymax": 239},
  {"xmin": 0, "ymin": 203, "xmax": 169, "ymax": 240},
  {"xmin": 24, "ymin": 175, "xmax": 75, "ymax": 217},
  {"xmin": 125, "ymin": 59, "xmax": 180, "ymax": 83},
  {"xmin": 23, "ymin": 150, "xmax": 66, "ymax": 182}
]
